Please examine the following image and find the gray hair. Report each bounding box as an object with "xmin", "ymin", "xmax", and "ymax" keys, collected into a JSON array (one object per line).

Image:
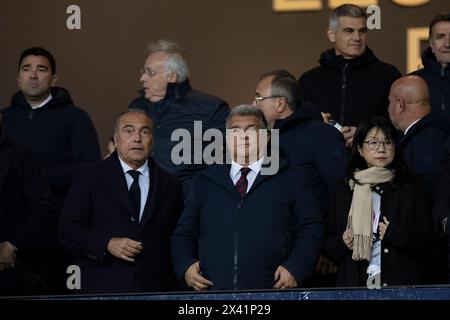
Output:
[
  {"xmin": 259, "ymin": 69, "xmax": 301, "ymax": 112},
  {"xmin": 114, "ymin": 109, "xmax": 153, "ymax": 134},
  {"xmin": 226, "ymin": 104, "xmax": 268, "ymax": 130},
  {"xmin": 329, "ymin": 4, "xmax": 367, "ymax": 30},
  {"xmin": 147, "ymin": 39, "xmax": 189, "ymax": 82}
]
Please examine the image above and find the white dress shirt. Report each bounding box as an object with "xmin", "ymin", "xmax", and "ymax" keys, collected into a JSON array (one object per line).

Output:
[
  {"xmin": 230, "ymin": 158, "xmax": 264, "ymax": 193},
  {"xmin": 118, "ymin": 157, "xmax": 150, "ymax": 221}
]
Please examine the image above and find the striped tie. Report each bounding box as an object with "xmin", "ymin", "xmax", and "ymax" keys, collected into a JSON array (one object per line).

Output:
[{"xmin": 235, "ymin": 167, "xmax": 251, "ymax": 199}]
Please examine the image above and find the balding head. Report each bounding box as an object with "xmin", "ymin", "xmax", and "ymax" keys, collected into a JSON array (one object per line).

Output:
[{"xmin": 388, "ymin": 76, "xmax": 431, "ymax": 132}]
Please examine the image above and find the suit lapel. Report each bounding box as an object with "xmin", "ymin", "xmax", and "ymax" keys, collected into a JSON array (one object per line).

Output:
[
  {"xmin": 0, "ymin": 142, "xmax": 14, "ymax": 191},
  {"xmin": 101, "ymin": 153, "xmax": 136, "ymax": 219},
  {"xmin": 139, "ymin": 159, "xmax": 169, "ymax": 229}
]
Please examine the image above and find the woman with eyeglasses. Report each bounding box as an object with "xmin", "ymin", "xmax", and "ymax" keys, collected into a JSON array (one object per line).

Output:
[{"xmin": 322, "ymin": 117, "xmax": 433, "ymax": 287}]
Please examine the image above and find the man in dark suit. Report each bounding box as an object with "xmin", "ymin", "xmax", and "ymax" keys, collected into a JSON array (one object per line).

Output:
[
  {"xmin": 172, "ymin": 105, "xmax": 324, "ymax": 291},
  {"xmin": 388, "ymin": 75, "xmax": 450, "ymax": 284},
  {"xmin": 59, "ymin": 109, "xmax": 184, "ymax": 294},
  {"xmin": 0, "ymin": 117, "xmax": 57, "ymax": 295}
]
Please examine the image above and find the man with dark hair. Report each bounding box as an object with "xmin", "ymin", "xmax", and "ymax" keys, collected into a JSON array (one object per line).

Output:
[
  {"xmin": 0, "ymin": 116, "xmax": 57, "ymax": 295},
  {"xmin": 411, "ymin": 13, "xmax": 450, "ymax": 115},
  {"xmin": 59, "ymin": 110, "xmax": 183, "ymax": 293},
  {"xmin": 0, "ymin": 46, "xmax": 101, "ymax": 293},
  {"xmin": 299, "ymin": 3, "xmax": 401, "ymax": 147},
  {"xmin": 172, "ymin": 105, "xmax": 324, "ymax": 291},
  {"xmin": 253, "ymin": 70, "xmax": 347, "ymax": 215},
  {"xmin": 130, "ymin": 39, "xmax": 229, "ymax": 197}
]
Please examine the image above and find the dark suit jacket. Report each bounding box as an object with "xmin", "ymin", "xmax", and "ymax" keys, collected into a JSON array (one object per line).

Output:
[
  {"xmin": 59, "ymin": 152, "xmax": 183, "ymax": 294},
  {"xmin": 0, "ymin": 139, "xmax": 56, "ymax": 295}
]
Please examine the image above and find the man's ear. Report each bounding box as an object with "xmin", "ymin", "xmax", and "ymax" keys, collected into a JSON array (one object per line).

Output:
[
  {"xmin": 276, "ymin": 97, "xmax": 288, "ymax": 113},
  {"xmin": 113, "ymin": 134, "xmax": 117, "ymax": 147},
  {"xmin": 168, "ymin": 72, "xmax": 178, "ymax": 83},
  {"xmin": 397, "ymin": 97, "xmax": 407, "ymax": 115},
  {"xmin": 51, "ymin": 74, "xmax": 58, "ymax": 86},
  {"xmin": 327, "ymin": 29, "xmax": 336, "ymax": 43}
]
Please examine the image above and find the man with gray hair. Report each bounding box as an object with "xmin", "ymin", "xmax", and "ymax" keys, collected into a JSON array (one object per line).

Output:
[
  {"xmin": 172, "ymin": 105, "xmax": 324, "ymax": 291},
  {"xmin": 299, "ymin": 3, "xmax": 401, "ymax": 148},
  {"xmin": 59, "ymin": 109, "xmax": 184, "ymax": 293},
  {"xmin": 129, "ymin": 40, "xmax": 229, "ymax": 197}
]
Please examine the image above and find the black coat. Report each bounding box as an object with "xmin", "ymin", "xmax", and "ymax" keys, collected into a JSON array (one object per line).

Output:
[
  {"xmin": 59, "ymin": 153, "xmax": 184, "ymax": 293},
  {"xmin": 411, "ymin": 47, "xmax": 450, "ymax": 115},
  {"xmin": 323, "ymin": 179, "xmax": 433, "ymax": 287},
  {"xmin": 400, "ymin": 113, "xmax": 450, "ymax": 199},
  {"xmin": 0, "ymin": 139, "xmax": 57, "ymax": 294},
  {"xmin": 171, "ymin": 159, "xmax": 325, "ymax": 290},
  {"xmin": 1, "ymin": 87, "xmax": 100, "ymax": 201},
  {"xmin": 299, "ymin": 47, "xmax": 401, "ymax": 127},
  {"xmin": 129, "ymin": 80, "xmax": 229, "ymax": 197},
  {"xmin": 274, "ymin": 103, "xmax": 347, "ymax": 215}
]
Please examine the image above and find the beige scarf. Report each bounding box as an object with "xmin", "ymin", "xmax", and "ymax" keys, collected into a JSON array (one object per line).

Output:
[{"xmin": 345, "ymin": 166, "xmax": 394, "ymax": 261}]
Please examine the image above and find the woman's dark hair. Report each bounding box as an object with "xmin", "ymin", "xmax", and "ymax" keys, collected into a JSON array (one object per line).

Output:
[{"xmin": 345, "ymin": 117, "xmax": 412, "ymax": 187}]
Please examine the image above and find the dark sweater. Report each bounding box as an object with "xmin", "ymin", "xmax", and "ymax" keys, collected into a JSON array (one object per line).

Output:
[{"xmin": 1, "ymin": 87, "xmax": 100, "ymax": 198}]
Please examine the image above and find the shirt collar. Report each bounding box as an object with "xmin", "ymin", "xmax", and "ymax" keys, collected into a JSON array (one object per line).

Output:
[
  {"xmin": 118, "ymin": 156, "xmax": 149, "ymax": 179},
  {"xmin": 230, "ymin": 158, "xmax": 264, "ymax": 179},
  {"xmin": 31, "ymin": 94, "xmax": 53, "ymax": 109},
  {"xmin": 404, "ymin": 118, "xmax": 421, "ymax": 136}
]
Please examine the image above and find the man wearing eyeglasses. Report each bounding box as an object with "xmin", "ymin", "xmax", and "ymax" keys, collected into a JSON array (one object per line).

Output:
[
  {"xmin": 129, "ymin": 39, "xmax": 229, "ymax": 198},
  {"xmin": 253, "ymin": 70, "xmax": 347, "ymax": 215},
  {"xmin": 299, "ymin": 4, "xmax": 401, "ymax": 148},
  {"xmin": 388, "ymin": 75, "xmax": 450, "ymax": 284},
  {"xmin": 253, "ymin": 69, "xmax": 346, "ymax": 286}
]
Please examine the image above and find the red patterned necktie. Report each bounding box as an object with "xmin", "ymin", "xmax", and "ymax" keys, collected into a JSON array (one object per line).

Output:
[{"xmin": 235, "ymin": 167, "xmax": 251, "ymax": 199}]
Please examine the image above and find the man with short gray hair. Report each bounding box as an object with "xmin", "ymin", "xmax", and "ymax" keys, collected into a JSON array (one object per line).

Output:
[
  {"xmin": 299, "ymin": 3, "xmax": 401, "ymax": 148},
  {"xmin": 172, "ymin": 105, "xmax": 324, "ymax": 291},
  {"xmin": 130, "ymin": 39, "xmax": 229, "ymax": 197}
]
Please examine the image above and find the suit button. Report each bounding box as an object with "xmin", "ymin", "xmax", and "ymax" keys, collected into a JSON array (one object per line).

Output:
[
  {"xmin": 382, "ymin": 283, "xmax": 388, "ymax": 287},
  {"xmin": 375, "ymin": 186, "xmax": 380, "ymax": 190},
  {"xmin": 384, "ymin": 248, "xmax": 389, "ymax": 253},
  {"xmin": 131, "ymin": 216, "xmax": 136, "ymax": 222}
]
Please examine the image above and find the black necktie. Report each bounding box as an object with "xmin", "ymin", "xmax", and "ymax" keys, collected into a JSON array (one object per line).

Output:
[
  {"xmin": 127, "ymin": 170, "xmax": 141, "ymax": 221},
  {"xmin": 235, "ymin": 167, "xmax": 251, "ymax": 199}
]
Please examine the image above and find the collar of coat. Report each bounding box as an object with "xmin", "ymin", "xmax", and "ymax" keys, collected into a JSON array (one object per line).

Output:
[
  {"xmin": 11, "ymin": 87, "xmax": 74, "ymax": 111},
  {"xmin": 319, "ymin": 46, "xmax": 379, "ymax": 70},
  {"xmin": 420, "ymin": 47, "xmax": 450, "ymax": 77}
]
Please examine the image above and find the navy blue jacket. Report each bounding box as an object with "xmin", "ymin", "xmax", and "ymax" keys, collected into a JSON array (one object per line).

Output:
[
  {"xmin": 129, "ymin": 80, "xmax": 229, "ymax": 197},
  {"xmin": 59, "ymin": 153, "xmax": 184, "ymax": 293},
  {"xmin": 299, "ymin": 47, "xmax": 401, "ymax": 126},
  {"xmin": 411, "ymin": 47, "xmax": 450, "ymax": 115},
  {"xmin": 171, "ymin": 159, "xmax": 325, "ymax": 290},
  {"xmin": 273, "ymin": 103, "xmax": 347, "ymax": 215},
  {"xmin": 400, "ymin": 112, "xmax": 450, "ymax": 199},
  {"xmin": 1, "ymin": 87, "xmax": 101, "ymax": 199}
]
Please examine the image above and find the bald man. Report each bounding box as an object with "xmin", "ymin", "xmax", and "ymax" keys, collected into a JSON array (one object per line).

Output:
[
  {"xmin": 389, "ymin": 75, "xmax": 450, "ymax": 284},
  {"xmin": 389, "ymin": 76, "xmax": 450, "ymax": 194}
]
